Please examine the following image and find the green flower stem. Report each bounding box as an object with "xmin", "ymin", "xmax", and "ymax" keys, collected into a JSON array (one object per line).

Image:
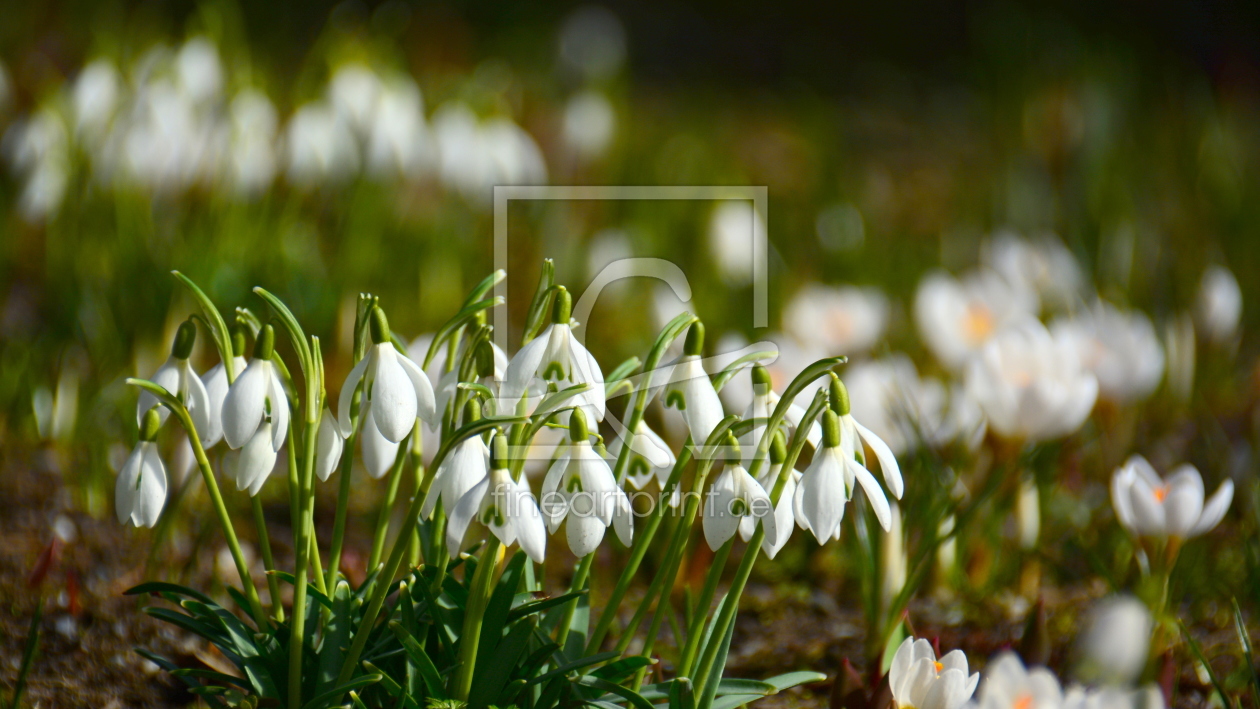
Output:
[
  {"xmin": 251, "ymin": 496, "xmax": 285, "ymax": 623},
  {"xmin": 451, "ymin": 537, "xmax": 503, "ymax": 701},
  {"xmin": 675, "ymin": 538, "xmax": 734, "ymax": 678},
  {"xmin": 618, "ymin": 509, "xmax": 691, "ymax": 656},
  {"xmin": 325, "ymin": 427, "xmax": 359, "ymax": 590},
  {"xmin": 408, "ymin": 433, "xmax": 425, "ymax": 568},
  {"xmin": 308, "ymin": 518, "xmax": 327, "ymax": 596},
  {"xmin": 369, "ymin": 432, "xmax": 413, "ymax": 571},
  {"xmin": 288, "ymin": 409, "xmax": 321, "ymax": 709}
]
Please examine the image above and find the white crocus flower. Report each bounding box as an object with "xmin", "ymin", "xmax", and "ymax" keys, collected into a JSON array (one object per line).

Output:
[
  {"xmin": 137, "ymin": 321, "xmax": 212, "ymax": 439},
  {"xmin": 607, "ymin": 419, "xmax": 678, "ymax": 506},
  {"xmin": 888, "ymin": 637, "xmax": 979, "ymax": 709},
  {"xmin": 740, "ymin": 364, "xmax": 820, "ymax": 467},
  {"xmin": 446, "ymin": 432, "xmax": 547, "ymax": 564},
  {"xmin": 1111, "ymin": 455, "xmax": 1233, "ymax": 540},
  {"xmin": 1076, "ymin": 595, "xmax": 1153, "ymax": 686},
  {"xmin": 704, "ymin": 433, "xmax": 777, "ymax": 552},
  {"xmin": 540, "ymin": 409, "xmax": 633, "ymax": 557},
  {"xmin": 915, "ymin": 268, "xmax": 1039, "ymax": 370},
  {"xmin": 422, "ymin": 402, "xmax": 491, "ymax": 518},
  {"xmin": 199, "ymin": 329, "xmax": 248, "ymax": 449},
  {"xmin": 783, "ymin": 284, "xmax": 889, "ymax": 356},
  {"xmin": 314, "ymin": 409, "xmax": 343, "ymax": 482},
  {"xmin": 116, "ymin": 409, "xmax": 168, "ymax": 528},
  {"xmin": 795, "ymin": 408, "xmax": 895, "ymax": 543},
  {"xmin": 228, "ymin": 421, "xmax": 279, "ymax": 496},
  {"xmin": 1052, "ymin": 302, "xmax": 1164, "ymax": 404},
  {"xmin": 660, "ymin": 322, "xmax": 725, "ymax": 446},
  {"xmin": 983, "ymin": 231, "xmax": 1084, "ymax": 311},
  {"xmin": 337, "ymin": 306, "xmax": 437, "ymax": 443},
  {"xmin": 976, "ymin": 653, "xmax": 1066, "ymax": 709},
  {"xmin": 1197, "ymin": 265, "xmax": 1242, "ymax": 343},
  {"xmin": 966, "ymin": 319, "xmax": 1098, "ymax": 443},
  {"xmin": 499, "ymin": 287, "xmax": 605, "ymax": 422},
  {"xmin": 221, "ymin": 325, "xmax": 289, "ymax": 452},
  {"xmin": 846, "ymin": 355, "xmax": 986, "ymax": 455}
]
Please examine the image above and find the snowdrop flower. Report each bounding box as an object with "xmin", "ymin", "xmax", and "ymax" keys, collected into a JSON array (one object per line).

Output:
[
  {"xmin": 976, "ymin": 653, "xmax": 1066, "ymax": 709},
  {"xmin": 562, "ymin": 90, "xmax": 616, "ymax": 159},
  {"xmin": 1076, "ymin": 595, "xmax": 1152, "ymax": 686},
  {"xmin": 834, "ymin": 375, "xmax": 904, "ymax": 498},
  {"xmin": 284, "ymin": 102, "xmax": 359, "ymax": 185},
  {"xmin": 446, "ymin": 432, "xmax": 547, "ymax": 563},
  {"xmin": 226, "ymin": 89, "xmax": 278, "ymax": 196},
  {"xmin": 984, "ymin": 231, "xmax": 1084, "ymax": 310},
  {"xmin": 708, "ymin": 201, "xmax": 764, "ymax": 286},
  {"xmin": 749, "ymin": 432, "xmax": 798, "ymax": 559},
  {"xmin": 1111, "ymin": 455, "xmax": 1233, "ymax": 540},
  {"xmin": 228, "ymin": 421, "xmax": 279, "ymax": 496},
  {"xmin": 966, "ymin": 319, "xmax": 1098, "ymax": 443},
  {"xmin": 1052, "ymin": 302, "xmax": 1164, "ymax": 404},
  {"xmin": 175, "ymin": 38, "xmax": 222, "ymax": 106},
  {"xmin": 783, "ymin": 284, "xmax": 889, "ymax": 356},
  {"xmin": 740, "ymin": 364, "xmax": 820, "ymax": 466},
  {"xmin": 137, "ymin": 320, "xmax": 212, "ymax": 441},
  {"xmin": 360, "ymin": 408, "xmax": 401, "ymax": 479},
  {"xmin": 329, "ymin": 64, "xmax": 382, "ymax": 137},
  {"xmin": 915, "ymin": 269, "xmax": 1039, "ymax": 370},
  {"xmin": 660, "ymin": 323, "xmax": 725, "ymax": 445},
  {"xmin": 888, "ymin": 637, "xmax": 979, "ymax": 709},
  {"xmin": 314, "ymin": 408, "xmax": 344, "ymax": 482},
  {"xmin": 337, "ymin": 306, "xmax": 437, "ymax": 443},
  {"xmin": 221, "ymin": 325, "xmax": 289, "ymax": 452},
  {"xmin": 795, "ymin": 407, "xmax": 896, "ymax": 544},
  {"xmin": 607, "ymin": 419, "xmax": 678, "ymax": 506},
  {"xmin": 1196, "ymin": 265, "xmax": 1242, "ymax": 343},
  {"xmin": 71, "ymin": 59, "xmax": 122, "ymax": 140},
  {"xmin": 199, "ymin": 326, "xmax": 249, "ymax": 449},
  {"xmin": 366, "ymin": 76, "xmax": 432, "ymax": 179},
  {"xmin": 116, "ymin": 408, "xmax": 168, "ymax": 528},
  {"xmin": 499, "ymin": 287, "xmax": 605, "ymax": 422},
  {"xmin": 422, "ymin": 401, "xmax": 491, "ymax": 518},
  {"xmin": 540, "ymin": 409, "xmax": 633, "ymax": 557},
  {"xmin": 704, "ymin": 433, "xmax": 777, "ymax": 552}
]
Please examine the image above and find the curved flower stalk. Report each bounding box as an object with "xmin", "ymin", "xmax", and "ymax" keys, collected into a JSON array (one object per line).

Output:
[
  {"xmin": 540, "ymin": 408, "xmax": 632, "ymax": 557},
  {"xmin": 888, "ymin": 637, "xmax": 979, "ymax": 709},
  {"xmin": 795, "ymin": 406, "xmax": 894, "ymax": 543},
  {"xmin": 703, "ymin": 433, "xmax": 777, "ymax": 552},
  {"xmin": 422, "ymin": 400, "xmax": 490, "ymax": 518},
  {"xmin": 499, "ymin": 287, "xmax": 605, "ymax": 422},
  {"xmin": 116, "ymin": 408, "xmax": 168, "ymax": 528},
  {"xmin": 446, "ymin": 431, "xmax": 547, "ymax": 563},
  {"xmin": 221, "ymin": 324, "xmax": 289, "ymax": 452},
  {"xmin": 200, "ymin": 326, "xmax": 249, "ymax": 448},
  {"xmin": 137, "ymin": 320, "xmax": 212, "ymax": 440},
  {"xmin": 741, "ymin": 364, "xmax": 820, "ymax": 467},
  {"xmin": 607, "ymin": 419, "xmax": 678, "ymax": 506},
  {"xmin": 1111, "ymin": 455, "xmax": 1233, "ymax": 540},
  {"xmin": 965, "ymin": 319, "xmax": 1098, "ymax": 444},
  {"xmin": 660, "ymin": 322, "xmax": 725, "ymax": 446},
  {"xmin": 337, "ymin": 306, "xmax": 437, "ymax": 443},
  {"xmin": 750, "ymin": 432, "xmax": 799, "ymax": 558}
]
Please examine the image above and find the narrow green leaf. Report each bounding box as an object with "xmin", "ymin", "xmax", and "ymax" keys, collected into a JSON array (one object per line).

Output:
[
  {"xmin": 463, "ymin": 269, "xmax": 507, "ymax": 308},
  {"xmin": 709, "ymin": 694, "xmax": 763, "ymax": 709},
  {"xmin": 522, "ymin": 260, "xmax": 556, "ymax": 345},
  {"xmin": 578, "ymin": 676, "xmax": 656, "ymax": 709},
  {"xmin": 300, "ymin": 673, "xmax": 382, "ymax": 709},
  {"xmin": 318, "ymin": 581, "xmax": 354, "ymax": 689},
  {"xmin": 758, "ymin": 671, "xmax": 826, "ymax": 692},
  {"xmin": 362, "ymin": 661, "xmax": 421, "ymax": 708},
  {"xmin": 507, "ymin": 591, "xmax": 587, "ymax": 623},
  {"xmin": 171, "ymin": 668, "xmax": 252, "ymax": 689},
  {"xmin": 389, "ymin": 621, "xmax": 448, "ymax": 700},
  {"xmin": 470, "ymin": 617, "xmax": 537, "ymax": 707},
  {"xmin": 1180, "ymin": 620, "xmax": 1232, "ymax": 709},
  {"xmin": 477, "ymin": 551, "xmax": 528, "ymax": 668},
  {"xmin": 252, "ymin": 286, "xmax": 312, "ymax": 375},
  {"xmin": 126, "ymin": 581, "xmax": 216, "ymax": 605},
  {"xmin": 527, "ymin": 650, "xmax": 620, "ymax": 685},
  {"xmin": 172, "ymin": 271, "xmax": 234, "ymax": 377},
  {"xmin": 422, "ymin": 296, "xmax": 505, "ymax": 369}
]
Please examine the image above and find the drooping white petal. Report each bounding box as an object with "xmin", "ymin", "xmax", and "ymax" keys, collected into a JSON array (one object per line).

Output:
[
  {"xmin": 137, "ymin": 359, "xmax": 181, "ymax": 426},
  {"xmin": 336, "ymin": 354, "xmax": 371, "ymax": 437},
  {"xmin": 371, "ymin": 344, "xmax": 419, "ymax": 443},
  {"xmin": 541, "ymin": 455, "xmax": 571, "ymax": 533},
  {"xmin": 847, "ymin": 458, "xmax": 892, "ymax": 531},
  {"xmin": 852, "ymin": 418, "xmax": 903, "ymax": 499},
  {"xmin": 667, "ymin": 357, "xmax": 724, "ymax": 445},
  {"xmin": 565, "ymin": 506, "xmax": 607, "ymax": 557},
  {"xmin": 611, "ymin": 488, "xmax": 634, "ymax": 546},
  {"xmin": 222, "ymin": 359, "xmax": 268, "ymax": 449},
  {"xmin": 268, "ymin": 366, "xmax": 290, "ymax": 452},
  {"xmin": 132, "ymin": 444, "xmax": 169, "ymax": 527},
  {"xmin": 423, "ymin": 435, "xmax": 489, "ymax": 518},
  {"xmin": 115, "ymin": 445, "xmax": 145, "ymax": 525},
  {"xmin": 446, "ymin": 476, "xmax": 490, "ymax": 555},
  {"xmin": 740, "ymin": 466, "xmax": 779, "ymax": 550},
  {"xmin": 703, "ymin": 468, "xmax": 742, "ymax": 551},
  {"xmin": 235, "ymin": 423, "xmax": 278, "ymax": 496},
  {"xmin": 361, "ymin": 409, "xmax": 401, "ymax": 479},
  {"xmin": 500, "ymin": 328, "xmax": 551, "ymax": 414},
  {"xmin": 1190, "ymin": 479, "xmax": 1233, "ymax": 537},
  {"xmin": 315, "ymin": 409, "xmax": 344, "ymax": 482},
  {"xmin": 396, "ymin": 352, "xmax": 438, "ymax": 425},
  {"xmin": 569, "ymin": 334, "xmax": 606, "ymax": 421},
  {"xmin": 182, "ymin": 362, "xmax": 214, "ymax": 447},
  {"xmin": 798, "ymin": 448, "xmax": 847, "ymax": 544},
  {"xmin": 511, "ymin": 477, "xmax": 547, "ymax": 563},
  {"xmin": 199, "ymin": 357, "xmax": 245, "ymax": 448}
]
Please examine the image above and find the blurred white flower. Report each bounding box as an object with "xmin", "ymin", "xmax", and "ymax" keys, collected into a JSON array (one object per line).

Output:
[
  {"xmin": 558, "ymin": 5, "xmax": 627, "ymax": 81},
  {"xmin": 984, "ymin": 231, "xmax": 1083, "ymax": 310},
  {"xmin": 3, "ymin": 107, "xmax": 70, "ymax": 221},
  {"xmin": 915, "ymin": 269, "xmax": 1039, "ymax": 370},
  {"xmin": 285, "ymin": 102, "xmax": 359, "ymax": 185},
  {"xmin": 366, "ymin": 76, "xmax": 432, "ymax": 179},
  {"xmin": 976, "ymin": 653, "xmax": 1065, "ymax": 709},
  {"xmin": 433, "ymin": 102, "xmax": 548, "ymax": 204},
  {"xmin": 175, "ymin": 38, "xmax": 223, "ymax": 106},
  {"xmin": 1196, "ymin": 265, "xmax": 1242, "ymax": 343},
  {"xmin": 783, "ymin": 284, "xmax": 888, "ymax": 356},
  {"xmin": 846, "ymin": 355, "xmax": 985, "ymax": 455},
  {"xmin": 708, "ymin": 201, "xmax": 764, "ymax": 286},
  {"xmin": 1064, "ymin": 686, "xmax": 1164, "ymax": 709},
  {"xmin": 227, "ymin": 89, "xmax": 278, "ymax": 196},
  {"xmin": 888, "ymin": 637, "xmax": 979, "ymax": 709},
  {"xmin": 1052, "ymin": 302, "xmax": 1164, "ymax": 404},
  {"xmin": 1076, "ymin": 595, "xmax": 1152, "ymax": 686},
  {"xmin": 965, "ymin": 319, "xmax": 1097, "ymax": 443},
  {"xmin": 329, "ymin": 64, "xmax": 382, "ymax": 137},
  {"xmin": 1111, "ymin": 455, "xmax": 1233, "ymax": 540},
  {"xmin": 122, "ymin": 79, "xmax": 215, "ymax": 189},
  {"xmin": 71, "ymin": 59, "xmax": 122, "ymax": 141},
  {"xmin": 562, "ymin": 90, "xmax": 615, "ymax": 158}
]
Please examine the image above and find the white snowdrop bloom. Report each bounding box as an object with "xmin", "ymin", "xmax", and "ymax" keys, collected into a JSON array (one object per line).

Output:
[
  {"xmin": 366, "ymin": 76, "xmax": 432, "ymax": 179},
  {"xmin": 228, "ymin": 421, "xmax": 279, "ymax": 496},
  {"xmin": 329, "ymin": 64, "xmax": 382, "ymax": 137},
  {"xmin": 888, "ymin": 637, "xmax": 979, "ymax": 709},
  {"xmin": 122, "ymin": 79, "xmax": 216, "ymax": 189},
  {"xmin": 562, "ymin": 90, "xmax": 616, "ymax": 158},
  {"xmin": 965, "ymin": 319, "xmax": 1098, "ymax": 443},
  {"xmin": 284, "ymin": 102, "xmax": 359, "ymax": 185},
  {"xmin": 431, "ymin": 103, "xmax": 547, "ymax": 204},
  {"xmin": 748, "ymin": 433, "xmax": 799, "ymax": 559},
  {"xmin": 976, "ymin": 653, "xmax": 1066, "ymax": 709},
  {"xmin": 915, "ymin": 269, "xmax": 1039, "ymax": 370},
  {"xmin": 116, "ymin": 409, "xmax": 168, "ymax": 528},
  {"xmin": 1196, "ymin": 265, "xmax": 1242, "ymax": 343},
  {"xmin": 1052, "ymin": 302, "xmax": 1164, "ymax": 404},
  {"xmin": 481, "ymin": 116, "xmax": 548, "ymax": 186},
  {"xmin": 795, "ymin": 408, "xmax": 895, "ymax": 543},
  {"xmin": 175, "ymin": 37, "xmax": 223, "ymax": 106},
  {"xmin": 740, "ymin": 364, "xmax": 820, "ymax": 467},
  {"xmin": 984, "ymin": 231, "xmax": 1084, "ymax": 310},
  {"xmin": 137, "ymin": 321, "xmax": 213, "ymax": 441},
  {"xmin": 499, "ymin": 287, "xmax": 605, "ymax": 422},
  {"xmin": 359, "ymin": 407, "xmax": 401, "ymax": 479},
  {"xmin": 704, "ymin": 439, "xmax": 777, "ymax": 552},
  {"xmin": 607, "ymin": 419, "xmax": 678, "ymax": 506},
  {"xmin": 221, "ymin": 325, "xmax": 289, "ymax": 452},
  {"xmin": 226, "ymin": 89, "xmax": 278, "ymax": 196},
  {"xmin": 783, "ymin": 284, "xmax": 889, "ymax": 356},
  {"xmin": 446, "ymin": 432, "xmax": 547, "ymax": 564},
  {"xmin": 314, "ymin": 409, "xmax": 344, "ymax": 482},
  {"xmin": 198, "ymin": 328, "xmax": 248, "ymax": 449},
  {"xmin": 1111, "ymin": 455, "xmax": 1233, "ymax": 540},
  {"xmin": 1076, "ymin": 595, "xmax": 1153, "ymax": 686},
  {"xmin": 540, "ymin": 409, "xmax": 633, "ymax": 557},
  {"xmin": 832, "ymin": 376, "xmax": 903, "ymax": 498},
  {"xmin": 336, "ymin": 307, "xmax": 438, "ymax": 443},
  {"xmin": 708, "ymin": 200, "xmax": 765, "ymax": 286},
  {"xmin": 659, "ymin": 322, "xmax": 725, "ymax": 446},
  {"xmin": 422, "ymin": 402, "xmax": 491, "ymax": 519},
  {"xmin": 71, "ymin": 59, "xmax": 122, "ymax": 140},
  {"xmin": 3, "ymin": 107, "xmax": 70, "ymax": 221}
]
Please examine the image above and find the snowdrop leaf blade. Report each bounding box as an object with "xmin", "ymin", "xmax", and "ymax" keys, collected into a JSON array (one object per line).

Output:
[
  {"xmin": 252, "ymin": 286, "xmax": 311, "ymax": 370},
  {"xmin": 173, "ymin": 271, "xmax": 234, "ymax": 371}
]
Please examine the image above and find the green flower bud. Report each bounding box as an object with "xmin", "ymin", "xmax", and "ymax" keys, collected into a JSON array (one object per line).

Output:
[
  {"xmin": 552, "ymin": 286, "xmax": 572, "ymax": 325},
  {"xmin": 684, "ymin": 322, "xmax": 705, "ymax": 357},
  {"xmin": 724, "ymin": 430, "xmax": 741, "ymax": 462},
  {"xmin": 171, "ymin": 320, "xmax": 197, "ymax": 360},
  {"xmin": 828, "ymin": 373, "xmax": 850, "ymax": 416},
  {"xmin": 464, "ymin": 398, "xmax": 482, "ymax": 425},
  {"xmin": 751, "ymin": 364, "xmax": 772, "ymax": 390},
  {"xmin": 769, "ymin": 430, "xmax": 788, "ymax": 464},
  {"xmin": 139, "ymin": 407, "xmax": 162, "ymax": 442},
  {"xmin": 822, "ymin": 409, "xmax": 841, "ymax": 448},
  {"xmin": 490, "ymin": 430, "xmax": 509, "ymax": 470},
  {"xmin": 474, "ymin": 340, "xmax": 495, "ymax": 379},
  {"xmin": 230, "ymin": 325, "xmax": 247, "ymax": 358},
  {"xmin": 569, "ymin": 407, "xmax": 589, "ymax": 443},
  {"xmin": 369, "ymin": 306, "xmax": 390, "ymax": 345},
  {"xmin": 254, "ymin": 324, "xmax": 276, "ymax": 360}
]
